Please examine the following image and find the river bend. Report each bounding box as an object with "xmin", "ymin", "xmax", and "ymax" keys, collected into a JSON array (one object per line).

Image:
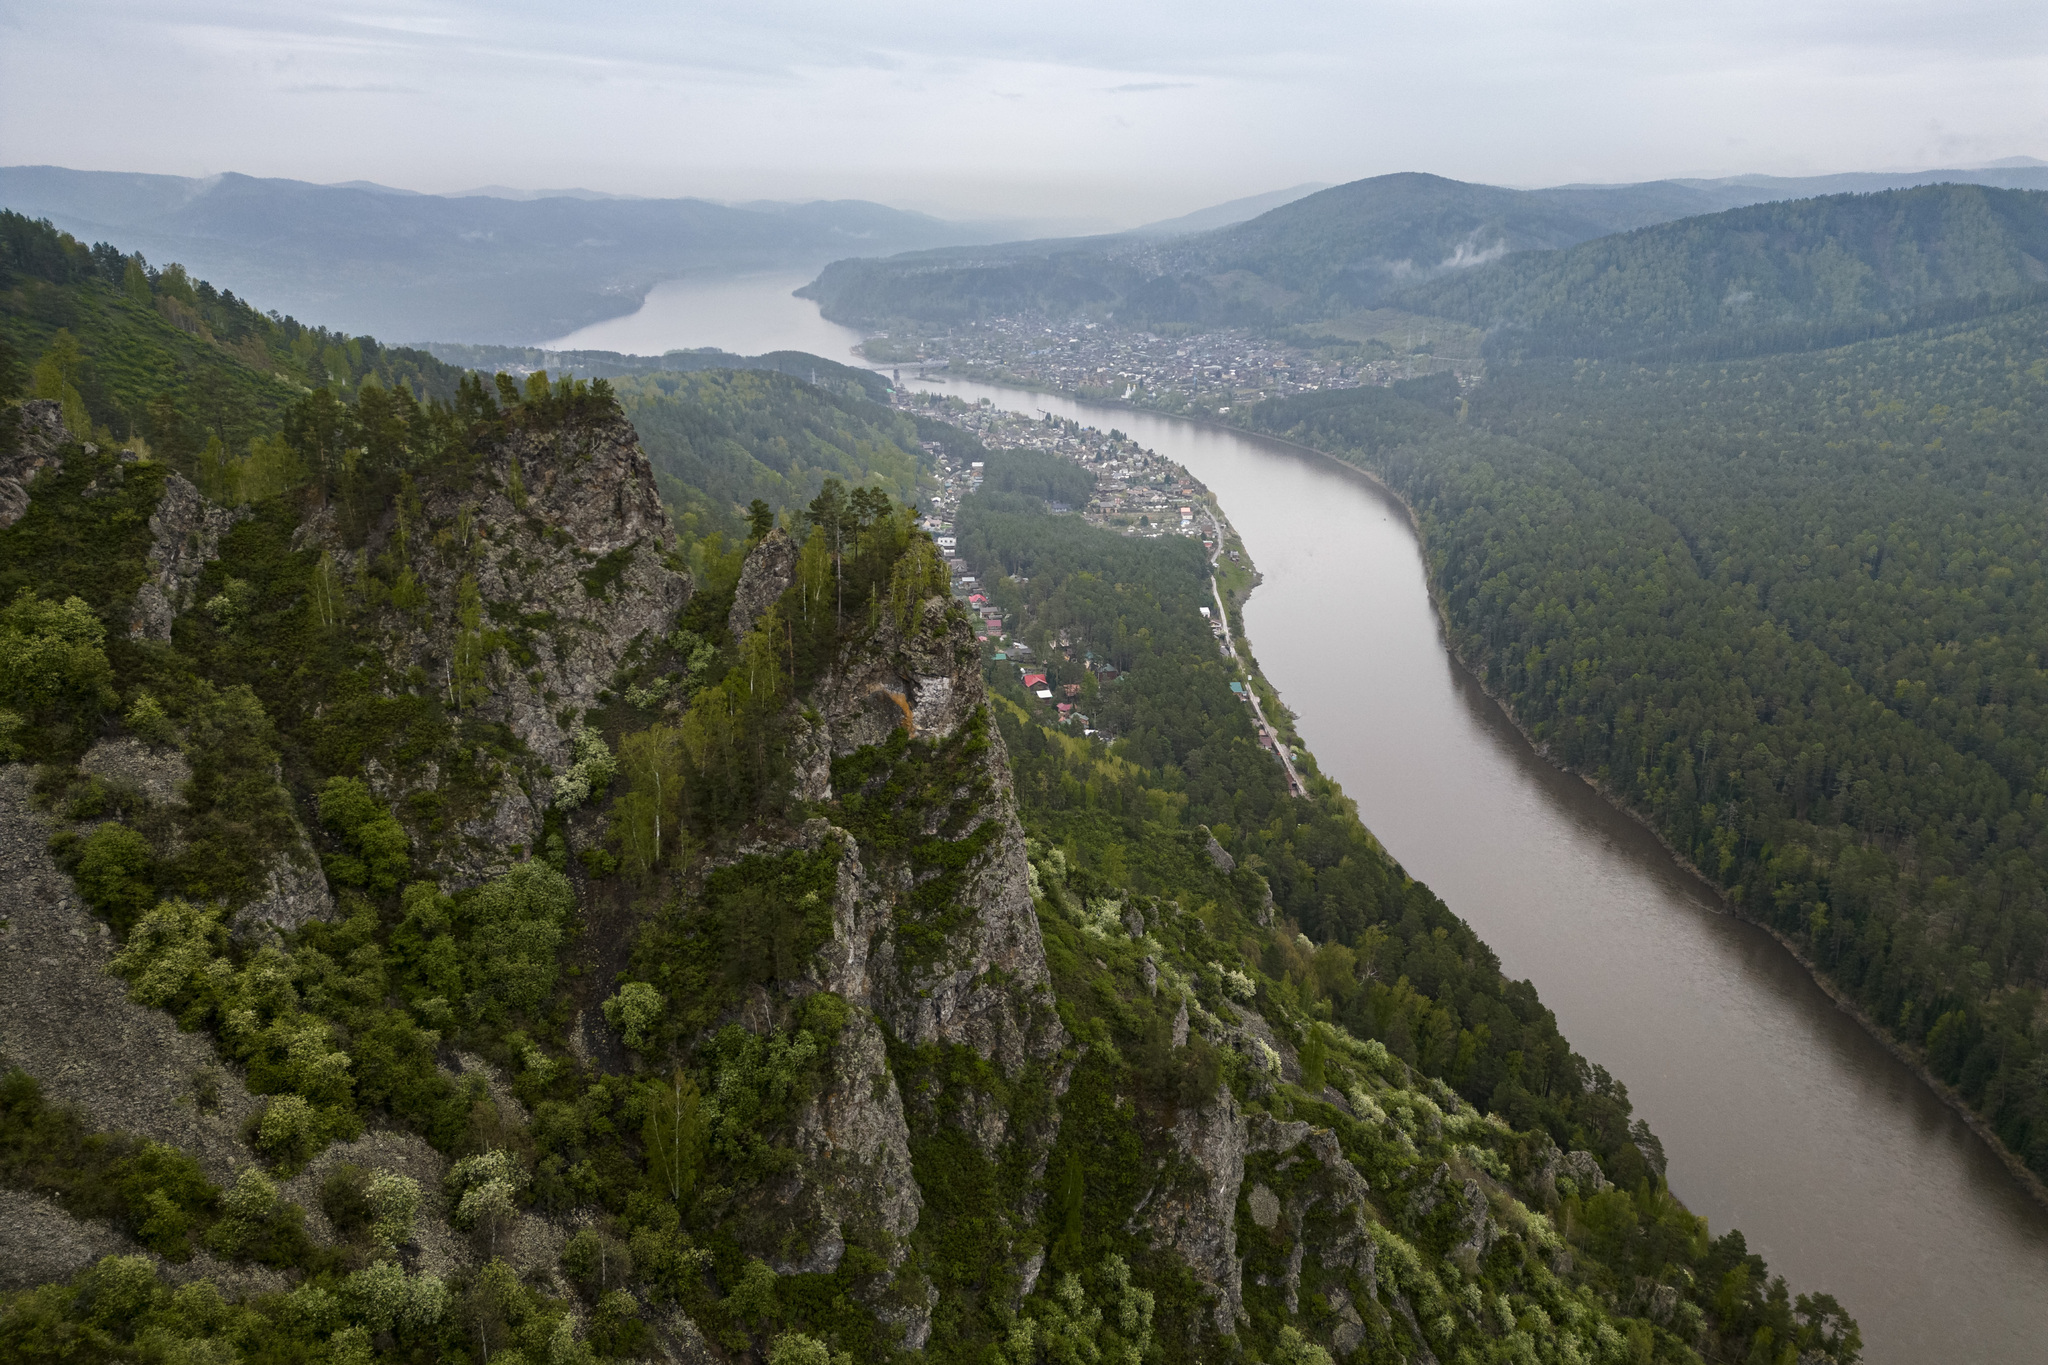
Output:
[
  {"xmin": 906, "ymin": 376, "xmax": 2048, "ymax": 1365},
  {"xmin": 561, "ymin": 276, "xmax": 2048, "ymax": 1362}
]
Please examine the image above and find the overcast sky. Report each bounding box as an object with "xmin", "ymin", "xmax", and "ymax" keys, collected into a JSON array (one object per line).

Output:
[{"xmin": 4, "ymin": 0, "xmax": 2043, "ymax": 226}]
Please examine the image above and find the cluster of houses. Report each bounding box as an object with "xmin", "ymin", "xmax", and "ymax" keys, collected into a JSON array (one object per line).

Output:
[{"xmin": 877, "ymin": 313, "xmax": 1465, "ymax": 413}]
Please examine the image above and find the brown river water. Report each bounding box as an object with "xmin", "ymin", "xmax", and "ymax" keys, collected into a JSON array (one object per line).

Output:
[{"xmin": 561, "ymin": 280, "xmax": 2048, "ymax": 1362}]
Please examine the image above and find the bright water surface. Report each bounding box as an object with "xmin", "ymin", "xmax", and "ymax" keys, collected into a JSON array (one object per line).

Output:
[
  {"xmin": 584, "ymin": 276, "xmax": 2048, "ymax": 1363},
  {"xmin": 542, "ymin": 271, "xmax": 867, "ymax": 360}
]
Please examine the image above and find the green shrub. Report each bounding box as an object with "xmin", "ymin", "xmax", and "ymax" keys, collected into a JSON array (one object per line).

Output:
[
  {"xmin": 462, "ymin": 862, "xmax": 575, "ymax": 1020},
  {"xmin": 73, "ymin": 824, "xmax": 158, "ymax": 934},
  {"xmin": 317, "ymin": 776, "xmax": 411, "ymax": 894},
  {"xmin": 0, "ymin": 589, "xmax": 115, "ymax": 738},
  {"xmin": 602, "ymin": 982, "xmax": 664, "ymax": 1051}
]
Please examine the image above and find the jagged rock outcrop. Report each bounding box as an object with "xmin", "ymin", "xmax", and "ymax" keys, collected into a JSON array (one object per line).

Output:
[
  {"xmin": 1203, "ymin": 827, "xmax": 1235, "ymax": 873},
  {"xmin": 0, "ymin": 399, "xmax": 68, "ymax": 532},
  {"xmin": 1144, "ymin": 1086, "xmax": 1249, "ymax": 1330},
  {"xmin": 727, "ymin": 525, "xmax": 798, "ymax": 638},
  {"xmin": 690, "ymin": 533, "xmax": 1069, "ymax": 1346},
  {"xmin": 293, "ymin": 410, "xmax": 691, "ymax": 881},
  {"xmin": 781, "ymin": 1006, "xmax": 921, "ymax": 1274},
  {"xmin": 809, "ymin": 587, "xmax": 1063, "ymax": 1077},
  {"xmin": 129, "ymin": 473, "xmax": 248, "ymax": 642},
  {"xmin": 75, "ymin": 737, "xmax": 334, "ymax": 939},
  {"xmin": 437, "ymin": 412, "xmax": 689, "ymax": 767},
  {"xmin": 1141, "ymin": 1086, "xmax": 1388, "ymax": 1336}
]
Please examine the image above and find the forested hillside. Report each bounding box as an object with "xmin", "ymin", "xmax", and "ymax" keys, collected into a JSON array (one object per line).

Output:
[
  {"xmin": 1393, "ymin": 184, "xmax": 2048, "ymax": 358},
  {"xmin": 800, "ymin": 177, "xmax": 2048, "ymax": 339},
  {"xmin": 0, "ymin": 213, "xmax": 1864, "ymax": 1364},
  {"xmin": 0, "ymin": 209, "xmax": 462, "ymax": 465},
  {"xmin": 1237, "ymin": 298, "xmax": 2048, "ymax": 1189},
  {"xmin": 608, "ymin": 370, "xmax": 944, "ymax": 544},
  {"xmin": 800, "ymin": 173, "xmax": 1642, "ymax": 331},
  {"xmin": 0, "ymin": 167, "xmax": 987, "ymax": 343},
  {"xmin": 947, "ymin": 463, "xmax": 1861, "ymax": 1364}
]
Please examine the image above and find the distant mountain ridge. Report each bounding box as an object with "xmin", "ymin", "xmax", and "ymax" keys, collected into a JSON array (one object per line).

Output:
[
  {"xmin": 0, "ymin": 166, "xmax": 987, "ymax": 344},
  {"xmin": 798, "ymin": 163, "xmax": 2048, "ymax": 334}
]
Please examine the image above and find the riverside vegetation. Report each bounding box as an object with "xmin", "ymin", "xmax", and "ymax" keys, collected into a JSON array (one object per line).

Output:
[
  {"xmin": 805, "ymin": 171, "xmax": 2048, "ymax": 1202},
  {"xmin": 1234, "ymin": 300, "xmax": 2048, "ymax": 1194},
  {"xmin": 0, "ymin": 209, "xmax": 1859, "ymax": 1363}
]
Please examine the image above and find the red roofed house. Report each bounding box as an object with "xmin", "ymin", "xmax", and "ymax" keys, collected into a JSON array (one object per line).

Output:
[{"xmin": 1021, "ymin": 672, "xmax": 1047, "ymax": 687}]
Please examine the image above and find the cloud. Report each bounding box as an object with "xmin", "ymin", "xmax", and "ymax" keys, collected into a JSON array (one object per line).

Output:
[
  {"xmin": 0, "ymin": 0, "xmax": 2041, "ymax": 223},
  {"xmin": 281, "ymin": 82, "xmax": 424, "ymax": 95}
]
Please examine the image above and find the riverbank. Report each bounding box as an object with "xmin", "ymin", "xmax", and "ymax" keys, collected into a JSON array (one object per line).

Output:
[{"xmin": 1187, "ymin": 404, "xmax": 2048, "ymax": 1220}]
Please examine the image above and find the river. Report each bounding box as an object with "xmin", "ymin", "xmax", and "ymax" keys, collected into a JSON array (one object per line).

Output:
[{"xmin": 579, "ymin": 276, "xmax": 2048, "ymax": 1362}]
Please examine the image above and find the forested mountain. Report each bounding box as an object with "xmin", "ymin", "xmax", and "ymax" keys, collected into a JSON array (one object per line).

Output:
[
  {"xmin": 606, "ymin": 370, "xmax": 951, "ymax": 545},
  {"xmin": 1394, "ymin": 184, "xmax": 2048, "ymax": 358},
  {"xmin": 421, "ymin": 344, "xmax": 891, "ymax": 403},
  {"xmin": 0, "ymin": 210, "xmax": 462, "ymax": 467},
  {"xmin": 0, "ymin": 167, "xmax": 996, "ymax": 343},
  {"xmin": 0, "ymin": 213, "xmax": 1864, "ymax": 1363},
  {"xmin": 799, "ymin": 168, "xmax": 2048, "ymax": 333},
  {"xmin": 799, "ymin": 173, "xmax": 1634, "ymax": 330},
  {"xmin": 1235, "ymin": 296, "xmax": 2048, "ymax": 1192}
]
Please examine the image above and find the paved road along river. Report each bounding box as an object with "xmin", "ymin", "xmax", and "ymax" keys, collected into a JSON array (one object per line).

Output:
[{"xmin": 904, "ymin": 375, "xmax": 2048, "ymax": 1365}]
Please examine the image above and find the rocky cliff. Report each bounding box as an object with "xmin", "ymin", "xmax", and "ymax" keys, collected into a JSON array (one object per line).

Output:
[{"xmin": 0, "ymin": 389, "xmax": 1843, "ymax": 1365}]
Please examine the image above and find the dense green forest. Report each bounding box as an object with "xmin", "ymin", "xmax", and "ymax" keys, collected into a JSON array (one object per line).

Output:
[
  {"xmin": 0, "ymin": 210, "xmax": 1863, "ymax": 1364},
  {"xmin": 1236, "ymin": 299, "xmax": 2048, "ymax": 1187},
  {"xmin": 956, "ymin": 460, "xmax": 1860, "ymax": 1364},
  {"xmin": 0, "ymin": 209, "xmax": 464, "ymax": 467},
  {"xmin": 608, "ymin": 369, "xmax": 947, "ymax": 543},
  {"xmin": 422, "ymin": 343, "xmax": 890, "ymax": 404},
  {"xmin": 1393, "ymin": 185, "xmax": 2048, "ymax": 359}
]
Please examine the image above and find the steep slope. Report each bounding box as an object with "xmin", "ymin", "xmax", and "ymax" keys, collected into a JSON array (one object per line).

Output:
[{"xmin": 802, "ymin": 172, "xmax": 2048, "ymax": 341}]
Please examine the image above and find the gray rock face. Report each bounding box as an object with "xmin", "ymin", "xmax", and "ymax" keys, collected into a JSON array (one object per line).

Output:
[
  {"xmin": 232, "ymin": 840, "xmax": 337, "ymax": 941},
  {"xmin": 804, "ymin": 577, "xmax": 1063, "ymax": 1079},
  {"xmin": 0, "ymin": 400, "xmax": 69, "ymax": 532},
  {"xmin": 727, "ymin": 525, "xmax": 798, "ymax": 639},
  {"xmin": 782, "ymin": 1006, "xmax": 921, "ymax": 1273},
  {"xmin": 687, "ymin": 531, "xmax": 1070, "ymax": 1346},
  {"xmin": 129, "ymin": 474, "xmax": 248, "ymax": 642},
  {"xmin": 437, "ymin": 412, "xmax": 689, "ymax": 773},
  {"xmin": 1558, "ymin": 1148, "xmax": 1610, "ymax": 1193},
  {"xmin": 294, "ymin": 410, "xmax": 691, "ymax": 883},
  {"xmin": 75, "ymin": 738, "xmax": 333, "ymax": 940},
  {"xmin": 79, "ymin": 737, "xmax": 190, "ymax": 807},
  {"xmin": 0, "ymin": 1189, "xmax": 133, "ymax": 1292},
  {"xmin": 1144, "ymin": 1087, "xmax": 1247, "ymax": 1331},
  {"xmin": 1142, "ymin": 1085, "xmax": 1382, "ymax": 1335},
  {"xmin": 1203, "ymin": 827, "xmax": 1235, "ymax": 873},
  {"xmin": 0, "ymin": 766, "xmax": 261, "ymax": 1183}
]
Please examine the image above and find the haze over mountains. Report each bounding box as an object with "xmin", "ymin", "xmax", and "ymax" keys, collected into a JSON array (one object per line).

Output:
[
  {"xmin": 0, "ymin": 167, "xmax": 1003, "ymax": 344},
  {"xmin": 798, "ymin": 162, "xmax": 2048, "ymax": 339},
  {"xmin": 2, "ymin": 160, "xmax": 2042, "ymax": 354}
]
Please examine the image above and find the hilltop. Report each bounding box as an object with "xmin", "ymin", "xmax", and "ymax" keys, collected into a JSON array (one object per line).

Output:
[{"xmin": 798, "ymin": 167, "xmax": 2048, "ymax": 335}]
